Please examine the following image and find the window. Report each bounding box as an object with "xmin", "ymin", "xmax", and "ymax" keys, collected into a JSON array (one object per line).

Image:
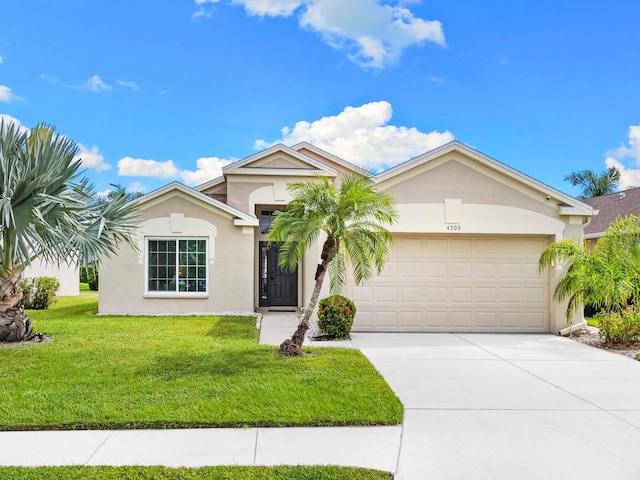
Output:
[{"xmin": 147, "ymin": 239, "xmax": 208, "ymax": 294}]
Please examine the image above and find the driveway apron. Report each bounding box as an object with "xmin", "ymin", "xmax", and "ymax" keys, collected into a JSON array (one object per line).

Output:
[{"xmin": 352, "ymin": 332, "xmax": 640, "ymax": 480}]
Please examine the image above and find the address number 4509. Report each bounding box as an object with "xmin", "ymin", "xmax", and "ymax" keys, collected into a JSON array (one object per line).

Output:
[{"xmin": 447, "ymin": 224, "xmax": 461, "ymax": 231}]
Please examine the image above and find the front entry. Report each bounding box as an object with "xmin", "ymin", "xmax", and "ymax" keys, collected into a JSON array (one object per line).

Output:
[{"xmin": 259, "ymin": 242, "xmax": 298, "ymax": 307}]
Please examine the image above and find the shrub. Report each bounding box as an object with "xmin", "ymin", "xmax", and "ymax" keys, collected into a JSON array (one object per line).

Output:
[
  {"xmin": 596, "ymin": 308, "xmax": 640, "ymax": 344},
  {"xmin": 20, "ymin": 276, "xmax": 61, "ymax": 310},
  {"xmin": 317, "ymin": 295, "xmax": 356, "ymax": 339},
  {"xmin": 80, "ymin": 265, "xmax": 98, "ymax": 286},
  {"xmin": 88, "ymin": 270, "xmax": 99, "ymax": 291}
]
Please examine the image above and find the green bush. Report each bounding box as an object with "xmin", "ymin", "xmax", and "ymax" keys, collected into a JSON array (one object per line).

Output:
[
  {"xmin": 88, "ymin": 270, "xmax": 99, "ymax": 291},
  {"xmin": 596, "ymin": 308, "xmax": 640, "ymax": 344},
  {"xmin": 80, "ymin": 265, "xmax": 98, "ymax": 286},
  {"xmin": 317, "ymin": 295, "xmax": 356, "ymax": 339},
  {"xmin": 20, "ymin": 276, "xmax": 61, "ymax": 310}
]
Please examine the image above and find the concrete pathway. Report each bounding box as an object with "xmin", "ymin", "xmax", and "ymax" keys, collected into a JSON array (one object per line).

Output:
[
  {"xmin": 0, "ymin": 426, "xmax": 401, "ymax": 471},
  {"xmin": 352, "ymin": 332, "xmax": 640, "ymax": 480},
  {"xmin": 2, "ymin": 312, "xmax": 640, "ymax": 480}
]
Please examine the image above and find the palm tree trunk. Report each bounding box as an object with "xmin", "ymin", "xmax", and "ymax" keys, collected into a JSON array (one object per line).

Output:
[
  {"xmin": 278, "ymin": 240, "xmax": 332, "ymax": 356},
  {"xmin": 0, "ymin": 288, "xmax": 33, "ymax": 342}
]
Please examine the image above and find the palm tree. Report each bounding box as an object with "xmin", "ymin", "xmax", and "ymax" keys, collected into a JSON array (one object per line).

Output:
[
  {"xmin": 268, "ymin": 173, "xmax": 398, "ymax": 356},
  {"xmin": 539, "ymin": 215, "xmax": 640, "ymax": 319},
  {"xmin": 564, "ymin": 167, "xmax": 621, "ymax": 199},
  {"xmin": 0, "ymin": 121, "xmax": 139, "ymax": 342}
]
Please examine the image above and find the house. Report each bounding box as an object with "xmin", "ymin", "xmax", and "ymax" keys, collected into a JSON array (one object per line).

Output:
[
  {"xmin": 23, "ymin": 259, "xmax": 79, "ymax": 296},
  {"xmin": 583, "ymin": 186, "xmax": 640, "ymax": 249},
  {"xmin": 99, "ymin": 141, "xmax": 594, "ymax": 333}
]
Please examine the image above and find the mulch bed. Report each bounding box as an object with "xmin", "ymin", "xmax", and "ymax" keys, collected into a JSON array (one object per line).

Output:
[
  {"xmin": 568, "ymin": 325, "xmax": 640, "ymax": 360},
  {"xmin": 0, "ymin": 334, "xmax": 53, "ymax": 348}
]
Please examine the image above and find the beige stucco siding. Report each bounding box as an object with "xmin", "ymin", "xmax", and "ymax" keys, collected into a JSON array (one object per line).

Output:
[
  {"xmin": 99, "ymin": 194, "xmax": 254, "ymax": 315},
  {"xmin": 381, "ymin": 157, "xmax": 558, "ymax": 217}
]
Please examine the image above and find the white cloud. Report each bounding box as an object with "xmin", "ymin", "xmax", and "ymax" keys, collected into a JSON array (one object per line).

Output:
[
  {"xmin": 128, "ymin": 181, "xmax": 147, "ymax": 193},
  {"xmin": 254, "ymin": 100, "xmax": 454, "ymax": 171},
  {"xmin": 0, "ymin": 85, "xmax": 22, "ymax": 102},
  {"xmin": 118, "ymin": 157, "xmax": 180, "ymax": 178},
  {"xmin": 0, "ymin": 56, "xmax": 3, "ymax": 64},
  {"xmin": 81, "ymin": 75, "xmax": 112, "ymax": 92},
  {"xmin": 299, "ymin": 0, "xmax": 445, "ymax": 68},
  {"xmin": 196, "ymin": 0, "xmax": 445, "ymax": 68},
  {"xmin": 605, "ymin": 124, "xmax": 640, "ymax": 190},
  {"xmin": 232, "ymin": 0, "xmax": 302, "ymax": 16},
  {"xmin": 40, "ymin": 73, "xmax": 57, "ymax": 85},
  {"xmin": 180, "ymin": 156, "xmax": 233, "ymax": 186},
  {"xmin": 0, "ymin": 114, "xmax": 29, "ymax": 134},
  {"xmin": 117, "ymin": 80, "xmax": 140, "ymax": 91},
  {"xmin": 193, "ymin": 0, "xmax": 220, "ymax": 19},
  {"xmin": 117, "ymin": 154, "xmax": 232, "ymax": 186},
  {"xmin": 74, "ymin": 144, "xmax": 111, "ymax": 171}
]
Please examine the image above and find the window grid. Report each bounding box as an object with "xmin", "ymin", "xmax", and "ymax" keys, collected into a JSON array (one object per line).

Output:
[{"xmin": 147, "ymin": 238, "xmax": 207, "ymax": 293}]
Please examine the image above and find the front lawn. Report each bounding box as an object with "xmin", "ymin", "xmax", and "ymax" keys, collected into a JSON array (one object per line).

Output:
[
  {"xmin": 0, "ymin": 296, "xmax": 402, "ymax": 431},
  {"xmin": 0, "ymin": 466, "xmax": 392, "ymax": 479}
]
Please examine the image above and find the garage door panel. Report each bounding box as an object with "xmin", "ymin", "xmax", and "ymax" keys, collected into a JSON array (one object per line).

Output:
[
  {"xmin": 426, "ymin": 286, "xmax": 448, "ymax": 303},
  {"xmin": 376, "ymin": 286, "xmax": 398, "ymax": 302},
  {"xmin": 524, "ymin": 287, "xmax": 546, "ymax": 304},
  {"xmin": 401, "ymin": 286, "xmax": 423, "ymax": 302},
  {"xmin": 349, "ymin": 235, "xmax": 550, "ymax": 332},
  {"xmin": 400, "ymin": 261, "xmax": 422, "ymax": 277},
  {"xmin": 425, "ymin": 311, "xmax": 447, "ymax": 327},
  {"xmin": 451, "ymin": 262, "xmax": 472, "ymax": 278},
  {"xmin": 450, "ymin": 311, "xmax": 473, "ymax": 327},
  {"xmin": 474, "ymin": 311, "xmax": 499, "ymax": 328},
  {"xmin": 451, "ymin": 287, "xmax": 473, "ymax": 303},
  {"xmin": 425, "ymin": 262, "xmax": 447, "ymax": 278},
  {"xmin": 475, "ymin": 286, "xmax": 497, "ymax": 303},
  {"xmin": 399, "ymin": 311, "xmax": 423, "ymax": 328}
]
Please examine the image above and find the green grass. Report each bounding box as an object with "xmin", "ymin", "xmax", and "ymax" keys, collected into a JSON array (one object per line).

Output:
[
  {"xmin": 0, "ymin": 295, "xmax": 402, "ymax": 431},
  {"xmin": 585, "ymin": 317, "xmax": 599, "ymax": 327},
  {"xmin": 0, "ymin": 466, "xmax": 392, "ymax": 479}
]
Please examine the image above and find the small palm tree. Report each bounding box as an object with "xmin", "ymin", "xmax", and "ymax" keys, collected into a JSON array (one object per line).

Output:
[
  {"xmin": 268, "ymin": 173, "xmax": 397, "ymax": 356},
  {"xmin": 564, "ymin": 167, "xmax": 621, "ymax": 199},
  {"xmin": 539, "ymin": 215, "xmax": 640, "ymax": 319},
  {"xmin": 0, "ymin": 121, "xmax": 139, "ymax": 342}
]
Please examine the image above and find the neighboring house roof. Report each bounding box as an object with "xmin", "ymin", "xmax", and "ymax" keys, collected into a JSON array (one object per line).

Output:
[
  {"xmin": 583, "ymin": 186, "xmax": 640, "ymax": 238},
  {"xmin": 130, "ymin": 181, "xmax": 258, "ymax": 226},
  {"xmin": 374, "ymin": 140, "xmax": 594, "ymax": 216}
]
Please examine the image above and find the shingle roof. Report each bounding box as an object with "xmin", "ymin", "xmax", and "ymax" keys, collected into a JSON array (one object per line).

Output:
[{"xmin": 584, "ymin": 187, "xmax": 640, "ymax": 236}]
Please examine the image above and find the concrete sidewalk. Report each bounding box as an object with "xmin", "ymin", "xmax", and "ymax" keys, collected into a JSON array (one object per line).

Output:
[{"xmin": 0, "ymin": 426, "xmax": 401, "ymax": 470}]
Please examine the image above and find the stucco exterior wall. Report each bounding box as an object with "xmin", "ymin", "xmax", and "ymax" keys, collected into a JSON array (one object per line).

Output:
[
  {"xmin": 99, "ymin": 194, "xmax": 254, "ymax": 315},
  {"xmin": 23, "ymin": 259, "xmax": 79, "ymax": 296}
]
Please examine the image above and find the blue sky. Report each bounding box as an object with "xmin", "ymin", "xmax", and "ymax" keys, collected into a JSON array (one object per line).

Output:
[{"xmin": 1, "ymin": 0, "xmax": 639, "ymax": 198}]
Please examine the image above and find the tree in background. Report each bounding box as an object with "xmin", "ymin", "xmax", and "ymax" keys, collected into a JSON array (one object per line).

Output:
[
  {"xmin": 0, "ymin": 121, "xmax": 139, "ymax": 342},
  {"xmin": 268, "ymin": 174, "xmax": 397, "ymax": 356},
  {"xmin": 564, "ymin": 167, "xmax": 621, "ymax": 199}
]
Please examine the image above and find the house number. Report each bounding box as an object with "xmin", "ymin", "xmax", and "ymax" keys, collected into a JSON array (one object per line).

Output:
[{"xmin": 447, "ymin": 224, "xmax": 461, "ymax": 231}]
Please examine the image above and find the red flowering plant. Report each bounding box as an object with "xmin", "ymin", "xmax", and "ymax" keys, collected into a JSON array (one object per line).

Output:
[{"xmin": 317, "ymin": 295, "xmax": 357, "ymax": 339}]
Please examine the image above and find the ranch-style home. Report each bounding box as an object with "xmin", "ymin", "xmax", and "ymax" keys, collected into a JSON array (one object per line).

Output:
[{"xmin": 99, "ymin": 141, "xmax": 594, "ymax": 333}]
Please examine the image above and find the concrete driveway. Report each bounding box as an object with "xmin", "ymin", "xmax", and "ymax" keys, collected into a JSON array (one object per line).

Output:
[{"xmin": 352, "ymin": 332, "xmax": 640, "ymax": 480}]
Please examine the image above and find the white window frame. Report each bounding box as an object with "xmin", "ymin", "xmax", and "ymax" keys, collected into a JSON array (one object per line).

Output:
[{"xmin": 144, "ymin": 237, "xmax": 209, "ymax": 298}]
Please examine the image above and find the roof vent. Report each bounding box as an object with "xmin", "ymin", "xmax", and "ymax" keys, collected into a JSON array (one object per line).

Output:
[{"xmin": 619, "ymin": 192, "xmax": 626, "ymax": 200}]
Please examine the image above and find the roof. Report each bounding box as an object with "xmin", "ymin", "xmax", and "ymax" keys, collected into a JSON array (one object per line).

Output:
[
  {"xmin": 583, "ymin": 186, "xmax": 640, "ymax": 237},
  {"xmin": 374, "ymin": 140, "xmax": 594, "ymax": 216},
  {"xmin": 130, "ymin": 181, "xmax": 258, "ymax": 226}
]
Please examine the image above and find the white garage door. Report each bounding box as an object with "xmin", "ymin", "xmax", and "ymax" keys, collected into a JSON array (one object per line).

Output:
[{"xmin": 348, "ymin": 235, "xmax": 551, "ymax": 332}]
